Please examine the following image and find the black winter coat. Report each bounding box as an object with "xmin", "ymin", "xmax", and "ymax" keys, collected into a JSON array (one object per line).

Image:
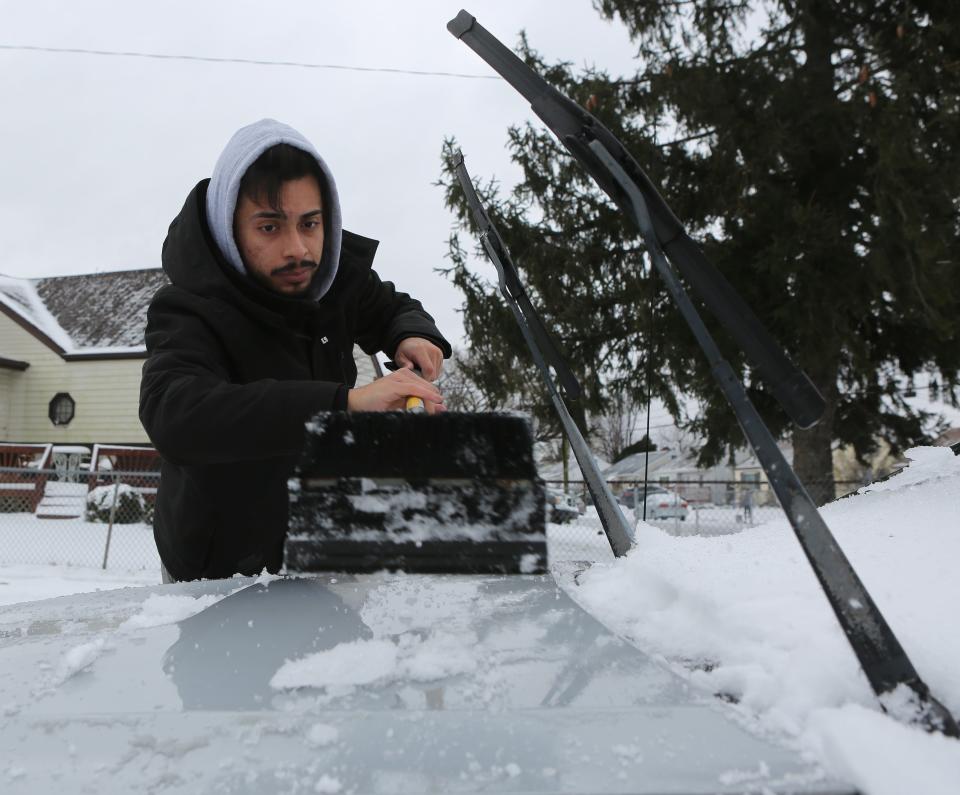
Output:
[{"xmin": 140, "ymin": 180, "xmax": 450, "ymax": 581}]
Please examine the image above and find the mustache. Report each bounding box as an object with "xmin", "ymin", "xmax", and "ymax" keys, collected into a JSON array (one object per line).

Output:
[{"xmin": 270, "ymin": 259, "xmax": 320, "ymax": 277}]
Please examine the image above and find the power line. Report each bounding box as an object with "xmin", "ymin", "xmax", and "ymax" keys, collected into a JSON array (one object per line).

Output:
[{"xmin": 0, "ymin": 43, "xmax": 499, "ymax": 80}]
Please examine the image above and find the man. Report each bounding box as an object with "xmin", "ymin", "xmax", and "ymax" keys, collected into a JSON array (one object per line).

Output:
[
  {"xmin": 140, "ymin": 119, "xmax": 450, "ymax": 582},
  {"xmin": 740, "ymin": 487, "xmax": 754, "ymax": 525}
]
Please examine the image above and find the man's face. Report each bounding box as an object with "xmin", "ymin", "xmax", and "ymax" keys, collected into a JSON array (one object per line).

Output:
[{"xmin": 234, "ymin": 175, "xmax": 325, "ymax": 296}]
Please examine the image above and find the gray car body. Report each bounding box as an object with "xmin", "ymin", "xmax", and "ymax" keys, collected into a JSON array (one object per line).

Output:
[{"xmin": 0, "ymin": 570, "xmax": 854, "ymax": 794}]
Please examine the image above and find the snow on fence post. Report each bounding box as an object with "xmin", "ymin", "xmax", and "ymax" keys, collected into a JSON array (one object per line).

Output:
[{"xmin": 101, "ymin": 478, "xmax": 120, "ymax": 570}]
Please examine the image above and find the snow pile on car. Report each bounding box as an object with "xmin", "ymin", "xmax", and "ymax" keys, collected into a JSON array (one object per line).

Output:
[
  {"xmin": 270, "ymin": 631, "xmax": 479, "ymax": 694},
  {"xmin": 565, "ymin": 446, "xmax": 960, "ymax": 795},
  {"xmin": 120, "ymin": 592, "xmax": 229, "ymax": 630}
]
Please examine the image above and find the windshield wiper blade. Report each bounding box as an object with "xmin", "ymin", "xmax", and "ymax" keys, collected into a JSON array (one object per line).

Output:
[
  {"xmin": 448, "ymin": 9, "xmax": 958, "ymax": 737},
  {"xmin": 454, "ymin": 159, "xmax": 581, "ymax": 401},
  {"xmin": 452, "ymin": 150, "xmax": 634, "ymax": 558}
]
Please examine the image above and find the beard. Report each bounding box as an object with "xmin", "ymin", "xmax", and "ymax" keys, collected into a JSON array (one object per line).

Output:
[
  {"xmin": 270, "ymin": 259, "xmax": 320, "ymax": 277},
  {"xmin": 248, "ymin": 259, "xmax": 320, "ymax": 297}
]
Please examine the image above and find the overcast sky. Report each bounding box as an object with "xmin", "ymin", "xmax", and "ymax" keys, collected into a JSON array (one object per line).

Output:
[{"xmin": 0, "ymin": 0, "xmax": 641, "ymax": 349}]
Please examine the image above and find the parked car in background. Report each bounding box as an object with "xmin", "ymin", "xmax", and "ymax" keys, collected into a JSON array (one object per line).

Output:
[
  {"xmin": 616, "ymin": 485, "xmax": 666, "ymax": 508},
  {"xmin": 642, "ymin": 489, "xmax": 689, "ymax": 521},
  {"xmin": 545, "ymin": 487, "xmax": 580, "ymax": 524}
]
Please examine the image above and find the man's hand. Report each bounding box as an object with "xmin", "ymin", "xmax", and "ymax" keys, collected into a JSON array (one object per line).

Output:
[
  {"xmin": 394, "ymin": 337, "xmax": 444, "ymax": 382},
  {"xmin": 347, "ymin": 367, "xmax": 445, "ymax": 413}
]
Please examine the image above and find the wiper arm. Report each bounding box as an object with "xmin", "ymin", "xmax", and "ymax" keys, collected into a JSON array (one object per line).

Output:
[
  {"xmin": 447, "ymin": 9, "xmax": 824, "ymax": 430},
  {"xmin": 454, "ymin": 156, "xmax": 581, "ymax": 401},
  {"xmin": 453, "ymin": 150, "xmax": 634, "ymax": 558}
]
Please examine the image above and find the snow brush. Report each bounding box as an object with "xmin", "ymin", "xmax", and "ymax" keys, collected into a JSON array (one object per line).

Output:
[{"xmin": 284, "ymin": 410, "xmax": 547, "ymax": 575}]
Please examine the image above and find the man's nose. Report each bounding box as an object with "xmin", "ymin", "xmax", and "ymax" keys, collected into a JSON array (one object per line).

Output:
[{"xmin": 281, "ymin": 228, "xmax": 310, "ymax": 260}]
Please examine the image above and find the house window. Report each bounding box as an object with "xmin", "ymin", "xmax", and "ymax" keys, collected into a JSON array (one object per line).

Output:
[{"xmin": 49, "ymin": 393, "xmax": 75, "ymax": 426}]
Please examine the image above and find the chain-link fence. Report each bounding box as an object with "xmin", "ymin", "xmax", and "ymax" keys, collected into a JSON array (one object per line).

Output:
[
  {"xmin": 0, "ymin": 466, "xmax": 160, "ymax": 571},
  {"xmin": 0, "ymin": 465, "xmax": 866, "ymax": 575},
  {"xmin": 544, "ymin": 478, "xmax": 866, "ymax": 563}
]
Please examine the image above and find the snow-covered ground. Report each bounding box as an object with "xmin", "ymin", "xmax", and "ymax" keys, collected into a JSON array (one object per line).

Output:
[
  {"xmin": 0, "ymin": 515, "xmax": 160, "ymax": 606},
  {"xmin": 0, "ymin": 515, "xmax": 159, "ymax": 570},
  {"xmin": 1, "ymin": 447, "xmax": 958, "ymax": 793}
]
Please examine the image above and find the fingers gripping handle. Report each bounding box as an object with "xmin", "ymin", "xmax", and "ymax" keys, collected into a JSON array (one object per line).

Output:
[{"xmin": 385, "ymin": 362, "xmax": 427, "ymax": 413}]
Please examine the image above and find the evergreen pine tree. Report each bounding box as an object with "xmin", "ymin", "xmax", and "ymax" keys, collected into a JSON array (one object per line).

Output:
[{"xmin": 441, "ymin": 0, "xmax": 960, "ymax": 503}]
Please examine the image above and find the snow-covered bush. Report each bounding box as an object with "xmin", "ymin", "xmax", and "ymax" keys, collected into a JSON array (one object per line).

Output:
[{"xmin": 85, "ymin": 483, "xmax": 148, "ymax": 524}]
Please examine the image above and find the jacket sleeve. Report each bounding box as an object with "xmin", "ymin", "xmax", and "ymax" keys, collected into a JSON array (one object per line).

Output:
[
  {"xmin": 139, "ymin": 288, "xmax": 340, "ymax": 466},
  {"xmin": 352, "ymin": 268, "xmax": 452, "ymax": 360}
]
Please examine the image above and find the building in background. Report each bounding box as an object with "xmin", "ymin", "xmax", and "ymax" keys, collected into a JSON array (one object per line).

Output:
[{"xmin": 0, "ymin": 269, "xmax": 379, "ymax": 447}]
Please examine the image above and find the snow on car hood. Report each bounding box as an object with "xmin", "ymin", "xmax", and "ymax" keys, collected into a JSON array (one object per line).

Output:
[{"xmin": 0, "ymin": 569, "xmax": 849, "ymax": 794}]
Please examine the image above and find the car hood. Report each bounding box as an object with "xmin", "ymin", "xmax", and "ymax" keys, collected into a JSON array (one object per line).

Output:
[{"xmin": 0, "ymin": 571, "xmax": 850, "ymax": 794}]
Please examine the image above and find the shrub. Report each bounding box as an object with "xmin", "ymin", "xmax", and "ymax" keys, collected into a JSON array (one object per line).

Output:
[{"xmin": 86, "ymin": 483, "xmax": 147, "ymax": 524}]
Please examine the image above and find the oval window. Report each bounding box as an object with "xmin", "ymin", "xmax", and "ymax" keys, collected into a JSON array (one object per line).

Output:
[{"xmin": 49, "ymin": 393, "xmax": 76, "ymax": 426}]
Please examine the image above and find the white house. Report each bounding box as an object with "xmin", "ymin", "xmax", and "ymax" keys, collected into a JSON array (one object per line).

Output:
[
  {"xmin": 601, "ymin": 445, "xmax": 797, "ymax": 506},
  {"xmin": 0, "ymin": 269, "xmax": 380, "ymax": 447}
]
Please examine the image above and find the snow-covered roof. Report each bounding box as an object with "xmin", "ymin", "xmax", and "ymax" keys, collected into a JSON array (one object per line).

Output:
[
  {"xmin": 0, "ymin": 271, "xmax": 383, "ymax": 378},
  {"xmin": 0, "ymin": 269, "xmax": 167, "ymax": 353},
  {"xmin": 603, "ymin": 449, "xmax": 683, "ymax": 481},
  {"xmin": 539, "ymin": 449, "xmax": 696, "ymax": 483},
  {"xmin": 538, "ymin": 455, "xmax": 611, "ymax": 482}
]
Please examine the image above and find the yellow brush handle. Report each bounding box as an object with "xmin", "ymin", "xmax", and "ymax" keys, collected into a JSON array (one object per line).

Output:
[{"xmin": 406, "ymin": 396, "xmax": 426, "ymax": 413}]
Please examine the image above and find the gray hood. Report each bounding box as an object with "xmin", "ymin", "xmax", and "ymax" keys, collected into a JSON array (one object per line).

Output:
[{"xmin": 205, "ymin": 119, "xmax": 343, "ymax": 300}]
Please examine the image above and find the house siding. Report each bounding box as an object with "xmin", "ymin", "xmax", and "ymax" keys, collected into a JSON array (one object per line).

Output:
[
  {"xmin": 0, "ymin": 311, "xmax": 380, "ymax": 445},
  {"xmin": 0, "ymin": 313, "xmax": 148, "ymax": 444},
  {"xmin": 0, "ymin": 369, "xmax": 13, "ymax": 438}
]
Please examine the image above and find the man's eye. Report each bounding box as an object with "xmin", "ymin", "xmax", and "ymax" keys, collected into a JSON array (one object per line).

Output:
[
  {"xmin": 260, "ymin": 224, "xmax": 277, "ymax": 233},
  {"xmin": 303, "ymin": 221, "xmax": 320, "ymax": 230}
]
